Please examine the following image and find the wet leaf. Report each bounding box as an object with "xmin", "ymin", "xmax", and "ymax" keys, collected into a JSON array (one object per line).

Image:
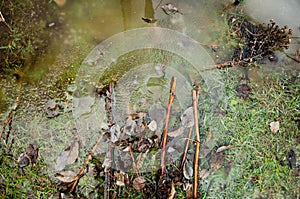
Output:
[
  {"xmin": 181, "ymin": 107, "xmax": 194, "ymax": 128},
  {"xmin": 136, "ymin": 149, "xmax": 149, "ymax": 170},
  {"xmin": 26, "ymin": 143, "xmax": 39, "ymax": 164},
  {"xmin": 168, "ymin": 181, "xmax": 176, "ymax": 199},
  {"xmin": 45, "ymin": 99, "xmax": 59, "ymax": 118},
  {"xmin": 168, "ymin": 126, "xmax": 185, "ymax": 137},
  {"xmin": 270, "ymin": 121, "xmax": 280, "ymax": 133},
  {"xmin": 216, "ymin": 144, "xmax": 234, "ymax": 153},
  {"xmin": 56, "ymin": 170, "xmax": 77, "ymax": 183},
  {"xmin": 148, "ymin": 120, "xmax": 157, "ymax": 131},
  {"xmin": 210, "ymin": 152, "xmax": 224, "ymax": 170},
  {"xmin": 110, "ymin": 124, "xmax": 121, "ymax": 143},
  {"xmin": 55, "ymin": 141, "xmax": 79, "ymax": 171},
  {"xmin": 102, "ymin": 158, "xmax": 112, "ymax": 172},
  {"xmin": 17, "ymin": 153, "xmax": 30, "ymax": 169},
  {"xmin": 183, "ymin": 160, "xmax": 193, "ymax": 180},
  {"xmin": 133, "ymin": 176, "xmax": 146, "ymax": 190},
  {"xmin": 199, "ymin": 169, "xmax": 210, "ymax": 179}
]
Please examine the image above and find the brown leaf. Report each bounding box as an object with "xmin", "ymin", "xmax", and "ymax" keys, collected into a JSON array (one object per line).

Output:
[
  {"xmin": 168, "ymin": 126, "xmax": 185, "ymax": 137},
  {"xmin": 199, "ymin": 169, "xmax": 210, "ymax": 179},
  {"xmin": 55, "ymin": 141, "xmax": 79, "ymax": 171},
  {"xmin": 26, "ymin": 143, "xmax": 39, "ymax": 164},
  {"xmin": 168, "ymin": 181, "xmax": 176, "ymax": 199},
  {"xmin": 56, "ymin": 170, "xmax": 77, "ymax": 183},
  {"xmin": 216, "ymin": 144, "xmax": 234, "ymax": 153},
  {"xmin": 205, "ymin": 130, "xmax": 212, "ymax": 143},
  {"xmin": 210, "ymin": 152, "xmax": 224, "ymax": 170},
  {"xmin": 133, "ymin": 176, "xmax": 146, "ymax": 190}
]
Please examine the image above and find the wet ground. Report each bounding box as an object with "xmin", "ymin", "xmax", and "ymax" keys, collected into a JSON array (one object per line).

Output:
[{"xmin": 0, "ymin": 0, "xmax": 299, "ymax": 198}]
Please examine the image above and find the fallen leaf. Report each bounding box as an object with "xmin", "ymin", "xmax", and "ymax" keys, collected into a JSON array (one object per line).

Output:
[
  {"xmin": 270, "ymin": 121, "xmax": 280, "ymax": 133},
  {"xmin": 216, "ymin": 144, "xmax": 234, "ymax": 153},
  {"xmin": 148, "ymin": 120, "xmax": 157, "ymax": 131},
  {"xmin": 56, "ymin": 170, "xmax": 77, "ymax": 183},
  {"xmin": 102, "ymin": 158, "xmax": 112, "ymax": 172},
  {"xmin": 199, "ymin": 169, "xmax": 210, "ymax": 179},
  {"xmin": 26, "ymin": 143, "xmax": 39, "ymax": 164},
  {"xmin": 181, "ymin": 107, "xmax": 194, "ymax": 128},
  {"xmin": 210, "ymin": 152, "xmax": 224, "ymax": 170},
  {"xmin": 55, "ymin": 141, "xmax": 79, "ymax": 171},
  {"xmin": 133, "ymin": 176, "xmax": 146, "ymax": 190},
  {"xmin": 111, "ymin": 124, "xmax": 121, "ymax": 143},
  {"xmin": 168, "ymin": 126, "xmax": 185, "ymax": 137},
  {"xmin": 183, "ymin": 160, "xmax": 193, "ymax": 180},
  {"xmin": 167, "ymin": 181, "xmax": 176, "ymax": 199}
]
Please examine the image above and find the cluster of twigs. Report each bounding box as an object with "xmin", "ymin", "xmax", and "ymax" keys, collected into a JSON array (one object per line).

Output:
[
  {"xmin": 161, "ymin": 77, "xmax": 202, "ymax": 199},
  {"xmin": 215, "ymin": 14, "xmax": 292, "ymax": 68}
]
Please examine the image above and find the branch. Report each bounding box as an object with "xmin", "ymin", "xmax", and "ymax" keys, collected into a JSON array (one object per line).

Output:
[
  {"xmin": 192, "ymin": 88, "xmax": 201, "ymax": 199},
  {"xmin": 161, "ymin": 77, "xmax": 176, "ymax": 175}
]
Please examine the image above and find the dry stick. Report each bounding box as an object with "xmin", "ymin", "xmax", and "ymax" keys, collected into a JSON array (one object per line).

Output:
[
  {"xmin": 70, "ymin": 133, "xmax": 103, "ymax": 193},
  {"xmin": 161, "ymin": 77, "xmax": 176, "ymax": 175},
  {"xmin": 192, "ymin": 89, "xmax": 201, "ymax": 199},
  {"xmin": 105, "ymin": 82, "xmax": 114, "ymax": 199},
  {"xmin": 180, "ymin": 86, "xmax": 201, "ymax": 170},
  {"xmin": 129, "ymin": 144, "xmax": 140, "ymax": 177}
]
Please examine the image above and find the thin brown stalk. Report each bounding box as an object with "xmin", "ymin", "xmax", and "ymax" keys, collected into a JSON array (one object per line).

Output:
[
  {"xmin": 70, "ymin": 133, "xmax": 103, "ymax": 192},
  {"xmin": 161, "ymin": 77, "xmax": 176, "ymax": 175},
  {"xmin": 180, "ymin": 85, "xmax": 201, "ymax": 170},
  {"xmin": 129, "ymin": 144, "xmax": 140, "ymax": 177},
  {"xmin": 192, "ymin": 89, "xmax": 201, "ymax": 199}
]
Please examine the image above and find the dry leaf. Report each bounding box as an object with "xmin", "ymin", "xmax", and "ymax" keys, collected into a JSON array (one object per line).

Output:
[
  {"xmin": 199, "ymin": 169, "xmax": 210, "ymax": 179},
  {"xmin": 270, "ymin": 121, "xmax": 280, "ymax": 133},
  {"xmin": 133, "ymin": 176, "xmax": 146, "ymax": 190},
  {"xmin": 168, "ymin": 181, "xmax": 176, "ymax": 199},
  {"xmin": 168, "ymin": 126, "xmax": 185, "ymax": 137},
  {"xmin": 56, "ymin": 170, "xmax": 77, "ymax": 183},
  {"xmin": 181, "ymin": 107, "xmax": 194, "ymax": 128},
  {"xmin": 216, "ymin": 144, "xmax": 234, "ymax": 153}
]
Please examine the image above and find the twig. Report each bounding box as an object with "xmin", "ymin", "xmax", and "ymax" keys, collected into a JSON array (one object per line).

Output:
[
  {"xmin": 192, "ymin": 88, "xmax": 201, "ymax": 199},
  {"xmin": 70, "ymin": 133, "xmax": 103, "ymax": 193},
  {"xmin": 180, "ymin": 85, "xmax": 201, "ymax": 170},
  {"xmin": 129, "ymin": 144, "xmax": 140, "ymax": 177},
  {"xmin": 161, "ymin": 77, "xmax": 176, "ymax": 175},
  {"xmin": 104, "ymin": 82, "xmax": 115, "ymax": 199}
]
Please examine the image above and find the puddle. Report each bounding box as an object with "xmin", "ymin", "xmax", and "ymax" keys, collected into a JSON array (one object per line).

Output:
[{"xmin": 1, "ymin": 0, "xmax": 299, "ymax": 197}]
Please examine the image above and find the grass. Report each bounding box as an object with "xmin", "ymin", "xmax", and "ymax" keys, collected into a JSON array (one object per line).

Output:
[{"xmin": 204, "ymin": 68, "xmax": 300, "ymax": 198}]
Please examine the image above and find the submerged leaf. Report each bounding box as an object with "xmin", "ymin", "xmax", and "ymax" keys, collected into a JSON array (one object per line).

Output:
[
  {"xmin": 55, "ymin": 141, "xmax": 79, "ymax": 171},
  {"xmin": 199, "ymin": 169, "xmax": 210, "ymax": 179},
  {"xmin": 216, "ymin": 144, "xmax": 234, "ymax": 153},
  {"xmin": 133, "ymin": 176, "xmax": 146, "ymax": 190},
  {"xmin": 111, "ymin": 124, "xmax": 121, "ymax": 143},
  {"xmin": 56, "ymin": 170, "xmax": 77, "ymax": 183},
  {"xmin": 181, "ymin": 107, "xmax": 194, "ymax": 128},
  {"xmin": 168, "ymin": 126, "xmax": 185, "ymax": 137},
  {"xmin": 210, "ymin": 152, "xmax": 224, "ymax": 170}
]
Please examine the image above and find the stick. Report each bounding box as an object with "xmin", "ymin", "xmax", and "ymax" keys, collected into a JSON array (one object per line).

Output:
[
  {"xmin": 192, "ymin": 89, "xmax": 201, "ymax": 199},
  {"xmin": 161, "ymin": 77, "xmax": 176, "ymax": 175},
  {"xmin": 70, "ymin": 133, "xmax": 103, "ymax": 192},
  {"xmin": 180, "ymin": 85, "xmax": 201, "ymax": 170}
]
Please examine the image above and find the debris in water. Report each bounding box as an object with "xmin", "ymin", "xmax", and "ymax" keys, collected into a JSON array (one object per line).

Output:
[
  {"xmin": 161, "ymin": 3, "xmax": 183, "ymax": 15},
  {"xmin": 44, "ymin": 99, "xmax": 59, "ymax": 118},
  {"xmin": 55, "ymin": 141, "xmax": 79, "ymax": 171}
]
